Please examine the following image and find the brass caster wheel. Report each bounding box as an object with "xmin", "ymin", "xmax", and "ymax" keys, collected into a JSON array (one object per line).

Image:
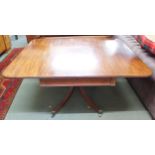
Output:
[
  {"xmin": 48, "ymin": 105, "xmax": 52, "ymax": 109},
  {"xmin": 98, "ymin": 109, "xmax": 103, "ymax": 117},
  {"xmin": 87, "ymin": 106, "xmax": 91, "ymax": 109},
  {"xmin": 51, "ymin": 111, "xmax": 56, "ymax": 118}
]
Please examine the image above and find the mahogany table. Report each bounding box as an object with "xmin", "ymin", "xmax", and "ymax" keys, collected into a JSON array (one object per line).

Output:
[{"xmin": 2, "ymin": 36, "xmax": 152, "ymax": 117}]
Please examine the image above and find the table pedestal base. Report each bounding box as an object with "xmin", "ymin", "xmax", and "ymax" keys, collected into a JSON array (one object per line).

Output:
[
  {"xmin": 40, "ymin": 78, "xmax": 115, "ymax": 117},
  {"xmin": 51, "ymin": 87, "xmax": 103, "ymax": 117}
]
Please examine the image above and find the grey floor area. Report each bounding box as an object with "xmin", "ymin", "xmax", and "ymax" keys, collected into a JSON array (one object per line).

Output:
[
  {"xmin": 6, "ymin": 78, "xmax": 151, "ymax": 120},
  {"xmin": 4, "ymin": 36, "xmax": 152, "ymax": 120}
]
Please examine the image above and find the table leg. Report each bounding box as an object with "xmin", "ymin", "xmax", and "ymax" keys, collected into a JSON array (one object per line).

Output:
[
  {"xmin": 51, "ymin": 87, "xmax": 75, "ymax": 117},
  {"xmin": 78, "ymin": 87, "xmax": 103, "ymax": 114},
  {"xmin": 51, "ymin": 87, "xmax": 103, "ymax": 117}
]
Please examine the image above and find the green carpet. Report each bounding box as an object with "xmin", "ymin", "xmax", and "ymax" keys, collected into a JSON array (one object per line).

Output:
[{"xmin": 5, "ymin": 78, "xmax": 151, "ymax": 120}]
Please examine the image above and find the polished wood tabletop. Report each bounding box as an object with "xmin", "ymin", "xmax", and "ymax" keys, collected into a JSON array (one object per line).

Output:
[{"xmin": 2, "ymin": 36, "xmax": 152, "ymax": 78}]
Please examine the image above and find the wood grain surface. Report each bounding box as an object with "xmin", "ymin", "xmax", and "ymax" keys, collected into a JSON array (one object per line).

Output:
[
  {"xmin": 2, "ymin": 36, "xmax": 152, "ymax": 78},
  {"xmin": 40, "ymin": 78, "xmax": 116, "ymax": 87}
]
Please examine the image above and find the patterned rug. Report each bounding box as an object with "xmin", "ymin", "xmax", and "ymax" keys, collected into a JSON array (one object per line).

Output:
[{"xmin": 0, "ymin": 48, "xmax": 23, "ymax": 120}]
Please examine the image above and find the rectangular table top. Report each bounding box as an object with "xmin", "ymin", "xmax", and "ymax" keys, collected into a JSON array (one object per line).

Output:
[{"xmin": 2, "ymin": 36, "xmax": 152, "ymax": 78}]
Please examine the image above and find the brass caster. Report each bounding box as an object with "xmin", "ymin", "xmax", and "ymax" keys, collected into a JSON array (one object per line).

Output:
[
  {"xmin": 48, "ymin": 105, "xmax": 52, "ymax": 109},
  {"xmin": 98, "ymin": 109, "xmax": 103, "ymax": 117},
  {"xmin": 87, "ymin": 106, "xmax": 91, "ymax": 109},
  {"xmin": 51, "ymin": 111, "xmax": 56, "ymax": 118}
]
